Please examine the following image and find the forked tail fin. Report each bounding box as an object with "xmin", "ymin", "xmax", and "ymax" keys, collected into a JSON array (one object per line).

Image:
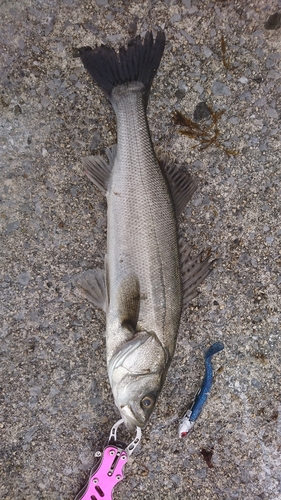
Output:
[{"xmin": 78, "ymin": 31, "xmax": 165, "ymax": 101}]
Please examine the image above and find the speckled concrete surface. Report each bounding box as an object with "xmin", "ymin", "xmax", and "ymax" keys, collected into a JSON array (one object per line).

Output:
[{"xmin": 1, "ymin": 1, "xmax": 281, "ymax": 499}]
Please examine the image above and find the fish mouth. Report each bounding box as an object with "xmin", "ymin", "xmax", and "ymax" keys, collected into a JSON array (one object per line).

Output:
[{"xmin": 120, "ymin": 404, "xmax": 146, "ymax": 432}]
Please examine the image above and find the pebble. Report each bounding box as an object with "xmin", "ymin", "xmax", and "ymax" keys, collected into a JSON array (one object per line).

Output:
[
  {"xmin": 175, "ymin": 89, "xmax": 186, "ymax": 100},
  {"xmin": 83, "ymin": 22, "xmax": 99, "ymax": 35},
  {"xmin": 35, "ymin": 201, "xmax": 42, "ymax": 215},
  {"xmin": 267, "ymin": 107, "xmax": 278, "ymax": 118},
  {"xmin": 29, "ymin": 386, "xmax": 42, "ymax": 396},
  {"xmin": 264, "ymin": 12, "xmax": 281, "ymax": 30},
  {"xmin": 203, "ymin": 45, "xmax": 212, "ymax": 57},
  {"xmin": 238, "ymin": 253, "xmax": 250, "ymax": 264},
  {"xmin": 24, "ymin": 427, "xmax": 38, "ymax": 443},
  {"xmin": 41, "ymin": 96, "xmax": 51, "ymax": 108},
  {"xmin": 14, "ymin": 104, "xmax": 22, "ymax": 115},
  {"xmin": 211, "ymin": 81, "xmax": 231, "ymax": 96},
  {"xmin": 195, "ymin": 468, "xmax": 207, "ymax": 479},
  {"xmin": 49, "ymin": 387, "xmax": 60, "ymax": 397},
  {"xmin": 266, "ymin": 236, "xmax": 274, "ymax": 245},
  {"xmin": 268, "ymin": 52, "xmax": 281, "ymax": 61},
  {"xmin": 249, "ymin": 136, "xmax": 259, "ymax": 145},
  {"xmin": 170, "ymin": 474, "xmax": 181, "ymax": 485},
  {"xmin": 188, "ymin": 6, "xmax": 198, "ymax": 14},
  {"xmin": 260, "ymin": 142, "xmax": 268, "ymax": 152},
  {"xmin": 180, "ymin": 30, "xmax": 195, "ymax": 44},
  {"xmin": 19, "ymin": 203, "xmax": 33, "ymax": 213},
  {"xmin": 239, "ymin": 76, "xmax": 248, "ymax": 84},
  {"xmin": 85, "ymin": 309, "xmax": 93, "ymax": 321},
  {"xmin": 45, "ymin": 16, "xmax": 55, "ymax": 36},
  {"xmin": 194, "ymin": 82, "xmax": 204, "ymax": 94},
  {"xmin": 46, "ymin": 189, "xmax": 57, "ymax": 200},
  {"xmin": 193, "ymin": 102, "xmax": 211, "ymax": 121},
  {"xmin": 228, "ymin": 116, "xmax": 239, "ymax": 124},
  {"xmin": 17, "ymin": 272, "xmax": 30, "ymax": 286},
  {"xmin": 266, "ymin": 58, "xmax": 276, "ymax": 69},
  {"xmin": 239, "ymin": 91, "xmax": 252, "ymax": 102},
  {"xmin": 90, "ymin": 131, "xmax": 101, "ymax": 151},
  {"xmin": 268, "ymin": 70, "xmax": 281, "ymax": 79},
  {"xmin": 251, "ymin": 378, "xmax": 262, "ymax": 389},
  {"xmin": 170, "ymin": 14, "xmax": 181, "ymax": 23},
  {"xmin": 107, "ymin": 34, "xmax": 123, "ymax": 43},
  {"xmin": 182, "ymin": 0, "xmax": 191, "ymax": 7},
  {"xmin": 56, "ymin": 42, "xmax": 65, "ymax": 53},
  {"xmin": 254, "ymin": 97, "xmax": 267, "ymax": 107},
  {"xmin": 6, "ymin": 221, "xmax": 20, "ymax": 233},
  {"xmin": 255, "ymin": 47, "xmax": 264, "ymax": 58}
]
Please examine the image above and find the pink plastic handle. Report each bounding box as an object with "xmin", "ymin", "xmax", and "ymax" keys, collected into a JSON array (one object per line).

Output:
[{"xmin": 79, "ymin": 445, "xmax": 128, "ymax": 500}]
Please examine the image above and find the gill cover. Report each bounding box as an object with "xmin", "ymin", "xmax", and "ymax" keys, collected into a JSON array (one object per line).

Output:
[{"xmin": 108, "ymin": 332, "xmax": 169, "ymax": 429}]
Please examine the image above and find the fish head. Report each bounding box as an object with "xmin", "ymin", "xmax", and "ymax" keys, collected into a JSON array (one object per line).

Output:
[{"xmin": 108, "ymin": 331, "xmax": 169, "ymax": 432}]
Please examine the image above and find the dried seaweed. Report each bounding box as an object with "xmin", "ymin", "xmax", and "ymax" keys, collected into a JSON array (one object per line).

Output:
[
  {"xmin": 221, "ymin": 34, "xmax": 234, "ymax": 71},
  {"xmin": 173, "ymin": 105, "xmax": 238, "ymax": 157}
]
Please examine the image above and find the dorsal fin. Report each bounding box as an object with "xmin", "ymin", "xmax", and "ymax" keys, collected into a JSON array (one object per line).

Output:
[
  {"xmin": 179, "ymin": 239, "xmax": 214, "ymax": 308},
  {"xmin": 159, "ymin": 160, "xmax": 197, "ymax": 216},
  {"xmin": 82, "ymin": 145, "xmax": 116, "ymax": 194}
]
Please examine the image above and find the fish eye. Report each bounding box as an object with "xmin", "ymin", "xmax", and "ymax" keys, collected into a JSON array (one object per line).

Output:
[{"xmin": 141, "ymin": 394, "xmax": 156, "ymax": 409}]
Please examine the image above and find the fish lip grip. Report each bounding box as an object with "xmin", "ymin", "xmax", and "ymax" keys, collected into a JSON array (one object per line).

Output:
[{"xmin": 75, "ymin": 419, "xmax": 141, "ymax": 500}]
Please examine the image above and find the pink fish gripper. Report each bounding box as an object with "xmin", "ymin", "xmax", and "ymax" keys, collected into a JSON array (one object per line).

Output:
[{"xmin": 75, "ymin": 418, "xmax": 142, "ymax": 500}]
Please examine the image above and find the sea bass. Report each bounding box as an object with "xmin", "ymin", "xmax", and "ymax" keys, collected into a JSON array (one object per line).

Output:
[{"xmin": 76, "ymin": 32, "xmax": 212, "ymax": 432}]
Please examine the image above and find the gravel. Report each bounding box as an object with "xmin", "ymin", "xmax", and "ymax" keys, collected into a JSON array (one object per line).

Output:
[
  {"xmin": 1, "ymin": 1, "xmax": 281, "ymax": 500},
  {"xmin": 211, "ymin": 81, "xmax": 231, "ymax": 96}
]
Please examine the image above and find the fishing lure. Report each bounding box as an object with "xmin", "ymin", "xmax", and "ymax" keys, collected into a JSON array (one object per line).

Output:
[{"xmin": 179, "ymin": 342, "xmax": 224, "ymax": 438}]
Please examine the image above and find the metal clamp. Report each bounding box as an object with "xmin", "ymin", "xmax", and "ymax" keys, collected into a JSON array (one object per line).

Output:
[
  {"xmin": 109, "ymin": 418, "xmax": 142, "ymax": 456},
  {"xmin": 75, "ymin": 419, "xmax": 142, "ymax": 500}
]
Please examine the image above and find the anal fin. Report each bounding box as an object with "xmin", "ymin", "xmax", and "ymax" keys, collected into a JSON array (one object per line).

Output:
[
  {"xmin": 74, "ymin": 268, "xmax": 107, "ymax": 312},
  {"xmin": 82, "ymin": 145, "xmax": 116, "ymax": 194},
  {"xmin": 159, "ymin": 159, "xmax": 197, "ymax": 216},
  {"xmin": 179, "ymin": 240, "xmax": 214, "ymax": 308}
]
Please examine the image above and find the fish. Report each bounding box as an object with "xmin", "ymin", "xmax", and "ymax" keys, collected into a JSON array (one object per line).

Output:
[{"xmin": 75, "ymin": 31, "xmax": 213, "ymax": 432}]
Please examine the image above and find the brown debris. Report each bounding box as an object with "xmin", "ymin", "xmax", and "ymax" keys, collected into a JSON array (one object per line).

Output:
[
  {"xmin": 173, "ymin": 105, "xmax": 239, "ymax": 157},
  {"xmin": 200, "ymin": 447, "xmax": 214, "ymax": 468},
  {"xmin": 221, "ymin": 34, "xmax": 234, "ymax": 71}
]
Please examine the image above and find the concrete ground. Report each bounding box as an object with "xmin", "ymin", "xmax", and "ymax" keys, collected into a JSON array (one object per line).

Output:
[{"xmin": 1, "ymin": 1, "xmax": 281, "ymax": 499}]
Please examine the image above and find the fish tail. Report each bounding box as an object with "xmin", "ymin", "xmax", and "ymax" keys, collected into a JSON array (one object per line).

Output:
[{"xmin": 78, "ymin": 31, "xmax": 165, "ymax": 101}]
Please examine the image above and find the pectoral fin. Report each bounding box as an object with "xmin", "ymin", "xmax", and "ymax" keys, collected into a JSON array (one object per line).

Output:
[
  {"xmin": 159, "ymin": 159, "xmax": 197, "ymax": 216},
  {"xmin": 117, "ymin": 274, "xmax": 140, "ymax": 332},
  {"xmin": 179, "ymin": 240, "xmax": 214, "ymax": 308},
  {"xmin": 82, "ymin": 145, "xmax": 116, "ymax": 194},
  {"xmin": 74, "ymin": 268, "xmax": 107, "ymax": 311}
]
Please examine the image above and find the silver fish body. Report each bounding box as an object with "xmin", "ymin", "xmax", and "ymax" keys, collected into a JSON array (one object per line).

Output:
[
  {"xmin": 77, "ymin": 32, "xmax": 212, "ymax": 431},
  {"xmin": 106, "ymin": 83, "xmax": 181, "ymax": 429}
]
